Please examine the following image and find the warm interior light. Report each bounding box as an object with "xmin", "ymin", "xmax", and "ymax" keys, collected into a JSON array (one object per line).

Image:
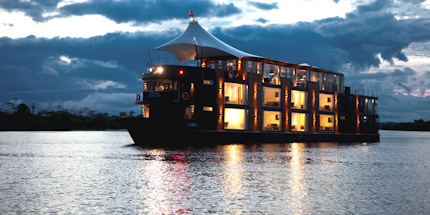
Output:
[
  {"xmin": 203, "ymin": 106, "xmax": 213, "ymax": 111},
  {"xmin": 224, "ymin": 108, "xmax": 245, "ymax": 130}
]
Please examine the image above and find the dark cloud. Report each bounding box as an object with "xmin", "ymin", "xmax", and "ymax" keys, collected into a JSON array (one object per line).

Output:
[
  {"xmin": 248, "ymin": 1, "xmax": 278, "ymax": 10},
  {"xmin": 0, "ymin": 31, "xmax": 177, "ymax": 112},
  {"xmin": 256, "ymin": 18, "xmax": 269, "ymax": 24},
  {"xmin": 0, "ymin": 0, "xmax": 241, "ymax": 23},
  {"xmin": 1, "ymin": 0, "xmax": 430, "ymax": 121},
  {"xmin": 0, "ymin": 0, "xmax": 61, "ymax": 21},
  {"xmin": 59, "ymin": 0, "xmax": 241, "ymax": 23},
  {"xmin": 216, "ymin": 0, "xmax": 430, "ymax": 73}
]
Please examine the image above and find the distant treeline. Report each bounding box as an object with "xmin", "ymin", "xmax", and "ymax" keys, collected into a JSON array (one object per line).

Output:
[
  {"xmin": 0, "ymin": 102, "xmax": 131, "ymax": 131},
  {"xmin": 380, "ymin": 119, "xmax": 430, "ymax": 131}
]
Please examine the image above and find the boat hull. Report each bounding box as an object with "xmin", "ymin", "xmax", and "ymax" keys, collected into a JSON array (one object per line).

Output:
[{"xmin": 122, "ymin": 117, "xmax": 379, "ymax": 147}]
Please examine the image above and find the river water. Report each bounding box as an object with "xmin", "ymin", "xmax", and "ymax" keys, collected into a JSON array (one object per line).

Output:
[{"xmin": 0, "ymin": 130, "xmax": 429, "ymax": 214}]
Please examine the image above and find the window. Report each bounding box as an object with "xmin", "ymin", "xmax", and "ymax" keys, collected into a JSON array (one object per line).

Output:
[
  {"xmin": 319, "ymin": 93, "xmax": 334, "ymax": 111},
  {"xmin": 292, "ymin": 112, "xmax": 307, "ymax": 132},
  {"xmin": 246, "ymin": 60, "xmax": 262, "ymax": 74},
  {"xmin": 320, "ymin": 114, "xmax": 334, "ymax": 132},
  {"xmin": 374, "ymin": 99, "xmax": 378, "ymax": 114},
  {"xmin": 326, "ymin": 74, "xmax": 335, "ymax": 92},
  {"xmin": 224, "ymin": 82, "xmax": 247, "ymax": 104},
  {"xmin": 291, "ymin": 90, "xmax": 307, "ymax": 109},
  {"xmin": 281, "ymin": 66, "xmax": 294, "ymax": 79},
  {"xmin": 310, "ymin": 71, "xmax": 323, "ymax": 90},
  {"xmin": 185, "ymin": 105, "xmax": 195, "ymax": 119},
  {"xmin": 263, "ymin": 87, "xmax": 281, "ymax": 107},
  {"xmin": 263, "ymin": 63, "xmax": 280, "ymax": 85},
  {"xmin": 141, "ymin": 105, "xmax": 149, "ymax": 118},
  {"xmin": 143, "ymin": 79, "xmax": 177, "ymax": 92},
  {"xmin": 263, "ymin": 111, "xmax": 281, "ymax": 130},
  {"xmin": 203, "ymin": 106, "xmax": 213, "ymax": 111},
  {"xmin": 203, "ymin": 80, "xmax": 213, "ymax": 85},
  {"xmin": 295, "ymin": 69, "xmax": 307, "ymax": 88},
  {"xmin": 227, "ymin": 60, "xmax": 237, "ymax": 71},
  {"xmin": 224, "ymin": 108, "xmax": 247, "ymax": 130}
]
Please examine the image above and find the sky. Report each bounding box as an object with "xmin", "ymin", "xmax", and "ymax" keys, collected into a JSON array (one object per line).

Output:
[{"xmin": 1, "ymin": 0, "xmax": 430, "ymax": 122}]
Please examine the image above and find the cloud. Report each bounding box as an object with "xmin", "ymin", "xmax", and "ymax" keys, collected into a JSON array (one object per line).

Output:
[
  {"xmin": 0, "ymin": 0, "xmax": 242, "ymax": 24},
  {"xmin": 1, "ymin": 0, "xmax": 430, "ymax": 122},
  {"xmin": 256, "ymin": 18, "xmax": 269, "ymax": 24},
  {"xmin": 59, "ymin": 92, "xmax": 136, "ymax": 112},
  {"xmin": 59, "ymin": 0, "xmax": 241, "ymax": 23},
  {"xmin": 216, "ymin": 0, "xmax": 430, "ymax": 73},
  {"xmin": 0, "ymin": 33, "xmax": 154, "ymax": 108},
  {"xmin": 249, "ymin": 1, "xmax": 279, "ymax": 10},
  {"xmin": 78, "ymin": 80, "xmax": 126, "ymax": 90},
  {"xmin": 0, "ymin": 0, "xmax": 62, "ymax": 22}
]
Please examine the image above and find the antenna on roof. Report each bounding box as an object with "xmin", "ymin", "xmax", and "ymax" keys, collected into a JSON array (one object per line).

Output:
[{"xmin": 187, "ymin": 10, "xmax": 195, "ymax": 22}]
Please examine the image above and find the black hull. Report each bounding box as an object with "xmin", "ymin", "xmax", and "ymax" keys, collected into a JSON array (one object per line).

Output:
[{"xmin": 123, "ymin": 117, "xmax": 380, "ymax": 148}]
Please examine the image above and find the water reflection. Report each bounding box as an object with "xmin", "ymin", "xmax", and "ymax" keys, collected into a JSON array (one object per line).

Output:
[
  {"xmin": 138, "ymin": 149, "xmax": 191, "ymax": 214},
  {"xmin": 218, "ymin": 144, "xmax": 245, "ymax": 213},
  {"xmin": 2, "ymin": 131, "xmax": 428, "ymax": 214},
  {"xmin": 287, "ymin": 143, "xmax": 307, "ymax": 214}
]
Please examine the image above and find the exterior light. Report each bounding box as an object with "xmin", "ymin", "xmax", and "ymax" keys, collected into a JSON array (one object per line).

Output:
[
  {"xmin": 179, "ymin": 70, "xmax": 184, "ymax": 75},
  {"xmin": 157, "ymin": 67, "xmax": 163, "ymax": 73}
]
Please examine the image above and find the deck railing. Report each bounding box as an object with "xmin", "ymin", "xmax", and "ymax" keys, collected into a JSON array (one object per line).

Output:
[
  {"xmin": 147, "ymin": 58, "xmax": 200, "ymax": 67},
  {"xmin": 349, "ymin": 87, "xmax": 378, "ymax": 98}
]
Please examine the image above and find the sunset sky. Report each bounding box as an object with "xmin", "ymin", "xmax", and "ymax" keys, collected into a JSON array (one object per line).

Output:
[{"xmin": 1, "ymin": 0, "xmax": 430, "ymax": 122}]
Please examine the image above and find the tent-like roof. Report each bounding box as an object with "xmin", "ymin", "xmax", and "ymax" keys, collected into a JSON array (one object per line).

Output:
[{"xmin": 155, "ymin": 21, "xmax": 260, "ymax": 62}]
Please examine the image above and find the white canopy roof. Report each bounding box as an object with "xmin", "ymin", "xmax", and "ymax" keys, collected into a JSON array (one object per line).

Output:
[{"xmin": 155, "ymin": 21, "xmax": 260, "ymax": 62}]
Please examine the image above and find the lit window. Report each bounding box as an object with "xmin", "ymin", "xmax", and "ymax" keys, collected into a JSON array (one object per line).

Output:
[
  {"xmin": 263, "ymin": 63, "xmax": 280, "ymax": 85},
  {"xmin": 320, "ymin": 114, "xmax": 334, "ymax": 132},
  {"xmin": 292, "ymin": 112, "xmax": 307, "ymax": 132},
  {"xmin": 203, "ymin": 80, "xmax": 213, "ymax": 85},
  {"xmin": 319, "ymin": 93, "xmax": 334, "ymax": 111},
  {"xmin": 295, "ymin": 69, "xmax": 307, "ymax": 88},
  {"xmin": 291, "ymin": 90, "xmax": 307, "ymax": 109},
  {"xmin": 141, "ymin": 105, "xmax": 149, "ymax": 118},
  {"xmin": 224, "ymin": 108, "xmax": 247, "ymax": 130},
  {"xmin": 203, "ymin": 106, "xmax": 213, "ymax": 111},
  {"xmin": 224, "ymin": 82, "xmax": 247, "ymax": 104},
  {"xmin": 185, "ymin": 105, "xmax": 195, "ymax": 119},
  {"xmin": 263, "ymin": 87, "xmax": 281, "ymax": 107},
  {"xmin": 143, "ymin": 79, "xmax": 177, "ymax": 92},
  {"xmin": 263, "ymin": 111, "xmax": 281, "ymax": 130}
]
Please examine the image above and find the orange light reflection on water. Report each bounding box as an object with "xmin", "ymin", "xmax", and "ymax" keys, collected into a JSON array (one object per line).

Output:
[
  {"xmin": 288, "ymin": 142, "xmax": 307, "ymax": 215},
  {"xmin": 219, "ymin": 144, "xmax": 245, "ymax": 214}
]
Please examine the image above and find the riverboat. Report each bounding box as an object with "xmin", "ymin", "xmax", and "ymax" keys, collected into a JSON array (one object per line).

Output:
[{"xmin": 123, "ymin": 16, "xmax": 379, "ymax": 146}]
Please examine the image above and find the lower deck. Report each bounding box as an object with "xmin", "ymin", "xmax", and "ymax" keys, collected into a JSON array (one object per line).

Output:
[{"xmin": 123, "ymin": 118, "xmax": 380, "ymax": 147}]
